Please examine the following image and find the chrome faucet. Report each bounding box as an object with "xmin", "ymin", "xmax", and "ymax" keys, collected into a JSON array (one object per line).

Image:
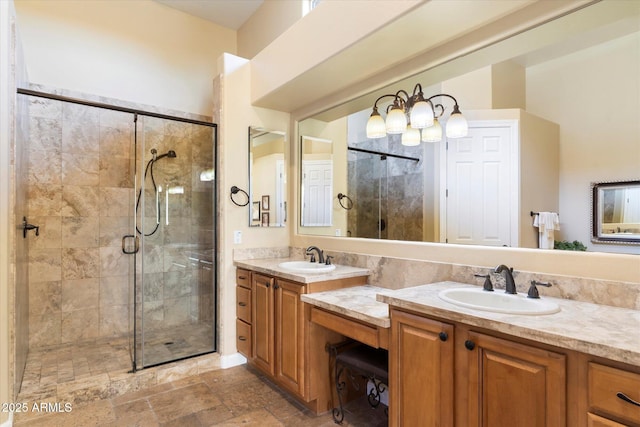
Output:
[
  {"xmin": 494, "ymin": 264, "xmax": 517, "ymax": 294},
  {"xmin": 305, "ymin": 246, "xmax": 324, "ymax": 264}
]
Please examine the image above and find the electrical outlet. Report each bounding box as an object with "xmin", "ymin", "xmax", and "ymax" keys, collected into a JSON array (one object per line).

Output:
[
  {"xmin": 335, "ymin": 229, "xmax": 341, "ymax": 236},
  {"xmin": 233, "ymin": 230, "xmax": 242, "ymax": 244}
]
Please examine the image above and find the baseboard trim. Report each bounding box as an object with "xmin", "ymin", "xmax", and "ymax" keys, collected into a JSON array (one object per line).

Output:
[
  {"xmin": 1, "ymin": 412, "xmax": 13, "ymax": 427},
  {"xmin": 220, "ymin": 353, "xmax": 247, "ymax": 369}
]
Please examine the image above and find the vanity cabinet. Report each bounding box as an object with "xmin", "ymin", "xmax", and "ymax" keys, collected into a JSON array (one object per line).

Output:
[
  {"xmin": 236, "ymin": 266, "xmax": 368, "ymax": 408},
  {"xmin": 235, "ymin": 269, "xmax": 252, "ymax": 358},
  {"xmin": 586, "ymin": 362, "xmax": 640, "ymax": 426},
  {"xmin": 463, "ymin": 330, "xmax": 566, "ymax": 426},
  {"xmin": 251, "ymin": 273, "xmax": 305, "ymax": 395},
  {"xmin": 389, "ymin": 309, "xmax": 454, "ymax": 426},
  {"xmin": 390, "ymin": 307, "xmax": 567, "ymax": 427}
]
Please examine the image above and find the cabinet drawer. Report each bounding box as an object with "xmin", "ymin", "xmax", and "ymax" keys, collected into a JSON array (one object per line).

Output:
[
  {"xmin": 236, "ymin": 268, "xmax": 251, "ymax": 289},
  {"xmin": 589, "ymin": 362, "xmax": 640, "ymax": 424},
  {"xmin": 236, "ymin": 319, "xmax": 251, "ymax": 357},
  {"xmin": 236, "ymin": 286, "xmax": 251, "ymax": 323},
  {"xmin": 310, "ymin": 307, "xmax": 386, "ymax": 349},
  {"xmin": 587, "ymin": 413, "xmax": 628, "ymax": 427}
]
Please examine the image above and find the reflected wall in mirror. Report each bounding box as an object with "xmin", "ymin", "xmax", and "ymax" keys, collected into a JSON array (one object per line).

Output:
[
  {"xmin": 592, "ymin": 180, "xmax": 640, "ymax": 245},
  {"xmin": 248, "ymin": 127, "xmax": 286, "ymax": 227},
  {"xmin": 296, "ymin": 2, "xmax": 640, "ymax": 254}
]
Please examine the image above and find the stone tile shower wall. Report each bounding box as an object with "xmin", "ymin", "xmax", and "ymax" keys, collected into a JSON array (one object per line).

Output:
[
  {"xmin": 347, "ymin": 138, "xmax": 424, "ymax": 241},
  {"xmin": 26, "ymin": 95, "xmax": 214, "ymax": 349},
  {"xmin": 137, "ymin": 117, "xmax": 215, "ymax": 336},
  {"xmin": 26, "ymin": 96, "xmax": 134, "ymax": 348}
]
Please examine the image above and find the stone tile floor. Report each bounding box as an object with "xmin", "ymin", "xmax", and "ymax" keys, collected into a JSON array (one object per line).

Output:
[
  {"xmin": 14, "ymin": 364, "xmax": 388, "ymax": 426},
  {"xmin": 18, "ymin": 325, "xmax": 215, "ymax": 406}
]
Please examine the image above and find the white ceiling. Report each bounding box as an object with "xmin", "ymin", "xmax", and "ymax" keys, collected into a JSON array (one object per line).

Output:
[{"xmin": 153, "ymin": 0, "xmax": 264, "ymax": 30}]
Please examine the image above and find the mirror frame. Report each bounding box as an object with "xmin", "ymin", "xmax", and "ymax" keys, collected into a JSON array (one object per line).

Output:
[{"xmin": 591, "ymin": 180, "xmax": 640, "ymax": 245}]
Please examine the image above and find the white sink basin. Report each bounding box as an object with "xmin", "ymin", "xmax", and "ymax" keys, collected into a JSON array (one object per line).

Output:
[
  {"xmin": 438, "ymin": 287, "xmax": 560, "ymax": 315},
  {"xmin": 278, "ymin": 261, "xmax": 336, "ymax": 274}
]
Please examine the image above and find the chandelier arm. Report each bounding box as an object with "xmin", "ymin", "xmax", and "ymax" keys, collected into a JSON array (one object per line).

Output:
[
  {"xmin": 433, "ymin": 103, "xmax": 445, "ymax": 118},
  {"xmin": 395, "ymin": 89, "xmax": 410, "ymax": 101},
  {"xmin": 372, "ymin": 94, "xmax": 399, "ymax": 109},
  {"xmin": 411, "ymin": 83, "xmax": 424, "ymax": 98},
  {"xmin": 426, "ymin": 93, "xmax": 460, "ymax": 106}
]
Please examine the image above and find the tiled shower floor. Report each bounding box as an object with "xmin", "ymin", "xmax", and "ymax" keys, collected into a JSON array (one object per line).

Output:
[{"xmin": 17, "ymin": 323, "xmax": 215, "ymax": 406}]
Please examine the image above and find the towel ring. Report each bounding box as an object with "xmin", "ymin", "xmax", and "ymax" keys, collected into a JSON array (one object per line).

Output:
[
  {"xmin": 230, "ymin": 186, "xmax": 249, "ymax": 207},
  {"xmin": 337, "ymin": 193, "xmax": 354, "ymax": 210}
]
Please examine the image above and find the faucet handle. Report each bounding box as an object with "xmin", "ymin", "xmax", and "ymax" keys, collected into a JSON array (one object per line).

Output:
[
  {"xmin": 474, "ymin": 274, "xmax": 494, "ymax": 292},
  {"xmin": 325, "ymin": 255, "xmax": 334, "ymax": 266},
  {"xmin": 527, "ymin": 280, "xmax": 552, "ymax": 299},
  {"xmin": 307, "ymin": 253, "xmax": 316, "ymax": 263}
]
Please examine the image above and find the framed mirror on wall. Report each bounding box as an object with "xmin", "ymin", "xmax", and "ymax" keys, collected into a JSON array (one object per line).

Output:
[
  {"xmin": 591, "ymin": 180, "xmax": 640, "ymax": 245},
  {"xmin": 248, "ymin": 127, "xmax": 286, "ymax": 227},
  {"xmin": 294, "ymin": 1, "xmax": 640, "ymax": 254}
]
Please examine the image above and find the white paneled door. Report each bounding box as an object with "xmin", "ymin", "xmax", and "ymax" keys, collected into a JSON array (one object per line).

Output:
[
  {"xmin": 302, "ymin": 160, "xmax": 333, "ymax": 226},
  {"xmin": 445, "ymin": 123, "xmax": 515, "ymax": 246}
]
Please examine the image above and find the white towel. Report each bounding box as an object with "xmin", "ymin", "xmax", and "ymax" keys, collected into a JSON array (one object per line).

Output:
[{"xmin": 533, "ymin": 212, "xmax": 560, "ymax": 249}]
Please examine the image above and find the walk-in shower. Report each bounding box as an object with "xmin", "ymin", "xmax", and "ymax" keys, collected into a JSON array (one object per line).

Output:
[{"xmin": 17, "ymin": 88, "xmax": 218, "ymax": 382}]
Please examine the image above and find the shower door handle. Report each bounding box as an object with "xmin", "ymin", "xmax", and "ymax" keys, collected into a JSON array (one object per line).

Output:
[{"xmin": 122, "ymin": 234, "xmax": 139, "ymax": 254}]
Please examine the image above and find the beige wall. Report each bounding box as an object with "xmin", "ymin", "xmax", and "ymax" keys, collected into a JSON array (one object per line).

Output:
[
  {"xmin": 218, "ymin": 53, "xmax": 290, "ymax": 356},
  {"xmin": 526, "ymin": 32, "xmax": 640, "ymax": 254},
  {"xmin": 0, "ymin": 3, "xmax": 14, "ymax": 423},
  {"xmin": 14, "ymin": 0, "xmax": 236, "ymax": 116},
  {"xmin": 237, "ymin": 0, "xmax": 303, "ymax": 59}
]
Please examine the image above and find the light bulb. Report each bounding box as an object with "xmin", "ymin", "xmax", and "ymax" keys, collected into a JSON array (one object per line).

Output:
[
  {"xmin": 401, "ymin": 124, "xmax": 421, "ymax": 146},
  {"xmin": 410, "ymin": 100, "xmax": 434, "ymax": 129},
  {"xmin": 422, "ymin": 118, "xmax": 442, "ymax": 142},
  {"xmin": 366, "ymin": 108, "xmax": 386, "ymax": 138},
  {"xmin": 385, "ymin": 106, "xmax": 407, "ymax": 134},
  {"xmin": 445, "ymin": 105, "xmax": 468, "ymax": 138}
]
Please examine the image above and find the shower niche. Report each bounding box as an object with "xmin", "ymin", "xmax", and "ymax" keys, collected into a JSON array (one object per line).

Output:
[{"xmin": 21, "ymin": 89, "xmax": 218, "ymax": 371}]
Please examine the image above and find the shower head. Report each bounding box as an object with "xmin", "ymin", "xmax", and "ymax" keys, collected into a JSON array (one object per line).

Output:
[{"xmin": 152, "ymin": 150, "xmax": 177, "ymax": 161}]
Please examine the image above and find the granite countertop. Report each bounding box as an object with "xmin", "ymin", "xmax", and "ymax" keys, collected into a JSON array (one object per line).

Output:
[
  {"xmin": 377, "ymin": 281, "xmax": 640, "ymax": 366},
  {"xmin": 236, "ymin": 259, "xmax": 639, "ymax": 365},
  {"xmin": 301, "ymin": 285, "xmax": 392, "ymax": 328},
  {"xmin": 234, "ymin": 257, "xmax": 370, "ymax": 284}
]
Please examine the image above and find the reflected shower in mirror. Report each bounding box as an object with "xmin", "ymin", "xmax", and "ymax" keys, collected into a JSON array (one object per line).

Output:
[
  {"xmin": 248, "ymin": 127, "xmax": 286, "ymax": 227},
  {"xmin": 591, "ymin": 180, "xmax": 640, "ymax": 245}
]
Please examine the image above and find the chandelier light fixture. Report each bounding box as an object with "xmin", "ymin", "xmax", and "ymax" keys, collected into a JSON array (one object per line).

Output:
[{"xmin": 365, "ymin": 83, "xmax": 468, "ymax": 144}]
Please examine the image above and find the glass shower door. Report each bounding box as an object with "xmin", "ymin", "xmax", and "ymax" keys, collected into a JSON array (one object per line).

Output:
[{"xmin": 135, "ymin": 115, "xmax": 216, "ymax": 368}]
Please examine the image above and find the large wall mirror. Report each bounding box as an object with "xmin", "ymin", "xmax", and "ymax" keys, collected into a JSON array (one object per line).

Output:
[
  {"xmin": 592, "ymin": 180, "xmax": 640, "ymax": 245},
  {"xmin": 249, "ymin": 127, "xmax": 286, "ymax": 227},
  {"xmin": 296, "ymin": 1, "xmax": 640, "ymax": 254}
]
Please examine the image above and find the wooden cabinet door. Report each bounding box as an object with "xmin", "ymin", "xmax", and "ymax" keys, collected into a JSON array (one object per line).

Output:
[
  {"xmin": 274, "ymin": 279, "xmax": 305, "ymax": 396},
  {"xmin": 252, "ymin": 273, "xmax": 275, "ymax": 376},
  {"xmin": 390, "ymin": 309, "xmax": 454, "ymax": 427},
  {"xmin": 464, "ymin": 331, "xmax": 566, "ymax": 427}
]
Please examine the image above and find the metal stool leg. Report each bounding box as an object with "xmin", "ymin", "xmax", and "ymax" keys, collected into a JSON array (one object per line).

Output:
[
  {"xmin": 366, "ymin": 376, "xmax": 387, "ymax": 408},
  {"xmin": 333, "ymin": 364, "xmax": 346, "ymax": 424}
]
